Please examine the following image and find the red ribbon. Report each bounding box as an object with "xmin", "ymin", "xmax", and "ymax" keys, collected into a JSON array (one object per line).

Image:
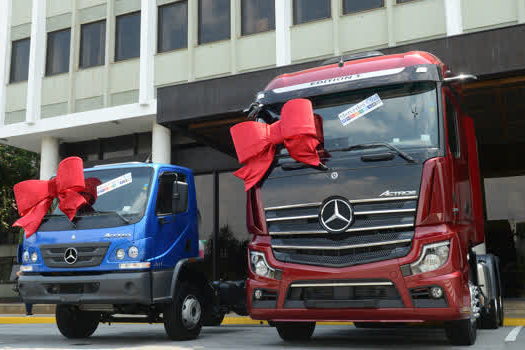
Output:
[
  {"xmin": 13, "ymin": 157, "xmax": 87, "ymax": 238},
  {"xmin": 230, "ymin": 99, "xmax": 321, "ymax": 191}
]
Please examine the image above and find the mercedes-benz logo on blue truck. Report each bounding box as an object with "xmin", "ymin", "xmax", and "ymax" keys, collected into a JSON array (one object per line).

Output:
[
  {"xmin": 64, "ymin": 247, "xmax": 78, "ymax": 265},
  {"xmin": 319, "ymin": 196, "xmax": 354, "ymax": 233}
]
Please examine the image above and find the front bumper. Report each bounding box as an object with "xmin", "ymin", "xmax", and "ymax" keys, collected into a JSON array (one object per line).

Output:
[
  {"xmin": 247, "ymin": 234, "xmax": 471, "ymax": 323},
  {"xmin": 19, "ymin": 271, "xmax": 152, "ymax": 305}
]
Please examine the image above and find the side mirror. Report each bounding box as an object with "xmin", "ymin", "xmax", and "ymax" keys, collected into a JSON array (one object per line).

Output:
[{"xmin": 172, "ymin": 181, "xmax": 188, "ymax": 214}]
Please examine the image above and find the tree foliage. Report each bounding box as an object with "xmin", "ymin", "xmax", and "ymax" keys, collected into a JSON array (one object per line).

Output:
[{"xmin": 0, "ymin": 144, "xmax": 39, "ymax": 244}]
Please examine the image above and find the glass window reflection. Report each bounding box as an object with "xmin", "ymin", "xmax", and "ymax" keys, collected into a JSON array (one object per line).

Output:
[
  {"xmin": 241, "ymin": 0, "xmax": 275, "ymax": 36},
  {"xmin": 343, "ymin": 0, "xmax": 384, "ymax": 14},
  {"xmin": 80, "ymin": 20, "xmax": 106, "ymax": 68},
  {"xmin": 46, "ymin": 29, "xmax": 71, "ymax": 76},
  {"xmin": 10, "ymin": 38, "xmax": 30, "ymax": 83},
  {"xmin": 198, "ymin": 0, "xmax": 230, "ymax": 44},
  {"xmin": 115, "ymin": 12, "xmax": 141, "ymax": 61},
  {"xmin": 158, "ymin": 1, "xmax": 188, "ymax": 52},
  {"xmin": 293, "ymin": 0, "xmax": 331, "ymax": 25}
]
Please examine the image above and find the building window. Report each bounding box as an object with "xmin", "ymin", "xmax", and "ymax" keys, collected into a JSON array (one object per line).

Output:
[
  {"xmin": 115, "ymin": 12, "xmax": 141, "ymax": 61},
  {"xmin": 9, "ymin": 38, "xmax": 30, "ymax": 83},
  {"xmin": 46, "ymin": 28, "xmax": 71, "ymax": 76},
  {"xmin": 293, "ymin": 0, "xmax": 331, "ymax": 25},
  {"xmin": 343, "ymin": 0, "xmax": 384, "ymax": 14},
  {"xmin": 158, "ymin": 1, "xmax": 188, "ymax": 52},
  {"xmin": 198, "ymin": 0, "xmax": 230, "ymax": 44},
  {"xmin": 397, "ymin": 0, "xmax": 417, "ymax": 3},
  {"xmin": 241, "ymin": 0, "xmax": 275, "ymax": 36},
  {"xmin": 80, "ymin": 20, "xmax": 106, "ymax": 68}
]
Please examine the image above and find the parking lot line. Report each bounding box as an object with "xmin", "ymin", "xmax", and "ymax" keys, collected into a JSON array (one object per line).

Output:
[{"xmin": 505, "ymin": 326, "xmax": 523, "ymax": 342}]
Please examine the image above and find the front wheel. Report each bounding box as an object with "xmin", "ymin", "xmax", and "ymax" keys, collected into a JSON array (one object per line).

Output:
[
  {"xmin": 55, "ymin": 305, "xmax": 99, "ymax": 339},
  {"xmin": 164, "ymin": 282, "xmax": 203, "ymax": 340},
  {"xmin": 445, "ymin": 317, "xmax": 477, "ymax": 346},
  {"xmin": 275, "ymin": 322, "xmax": 316, "ymax": 341}
]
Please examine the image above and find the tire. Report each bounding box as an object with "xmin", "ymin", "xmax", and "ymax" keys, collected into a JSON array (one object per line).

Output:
[
  {"xmin": 164, "ymin": 282, "xmax": 203, "ymax": 340},
  {"xmin": 275, "ymin": 322, "xmax": 316, "ymax": 342},
  {"xmin": 445, "ymin": 318, "xmax": 477, "ymax": 346},
  {"xmin": 445, "ymin": 256, "xmax": 478, "ymax": 346},
  {"xmin": 478, "ymin": 254, "xmax": 502, "ymax": 329},
  {"xmin": 494, "ymin": 256, "xmax": 504, "ymax": 327},
  {"xmin": 55, "ymin": 305, "xmax": 99, "ymax": 339}
]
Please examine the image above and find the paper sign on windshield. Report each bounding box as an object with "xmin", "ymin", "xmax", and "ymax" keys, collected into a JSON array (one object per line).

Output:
[
  {"xmin": 97, "ymin": 172, "xmax": 132, "ymax": 197},
  {"xmin": 338, "ymin": 94, "xmax": 383, "ymax": 126}
]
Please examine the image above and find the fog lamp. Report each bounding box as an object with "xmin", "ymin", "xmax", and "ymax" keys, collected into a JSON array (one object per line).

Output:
[
  {"xmin": 254, "ymin": 289, "xmax": 263, "ymax": 300},
  {"xmin": 430, "ymin": 286, "xmax": 444, "ymax": 299},
  {"xmin": 116, "ymin": 249, "xmax": 125, "ymax": 260},
  {"xmin": 128, "ymin": 246, "xmax": 139, "ymax": 259},
  {"xmin": 30, "ymin": 252, "xmax": 38, "ymax": 263},
  {"xmin": 23, "ymin": 250, "xmax": 29, "ymax": 263}
]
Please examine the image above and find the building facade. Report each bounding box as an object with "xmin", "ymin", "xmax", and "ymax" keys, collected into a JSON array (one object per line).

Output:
[{"xmin": 1, "ymin": 0, "xmax": 525, "ymax": 300}]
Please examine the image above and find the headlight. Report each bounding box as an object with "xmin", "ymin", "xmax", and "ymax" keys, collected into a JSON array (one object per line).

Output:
[
  {"xmin": 116, "ymin": 249, "xmax": 125, "ymax": 260},
  {"xmin": 128, "ymin": 246, "xmax": 139, "ymax": 259},
  {"xmin": 249, "ymin": 251, "xmax": 281, "ymax": 280},
  {"xmin": 410, "ymin": 241, "xmax": 450, "ymax": 274},
  {"xmin": 22, "ymin": 250, "xmax": 30, "ymax": 262},
  {"xmin": 30, "ymin": 252, "xmax": 38, "ymax": 263}
]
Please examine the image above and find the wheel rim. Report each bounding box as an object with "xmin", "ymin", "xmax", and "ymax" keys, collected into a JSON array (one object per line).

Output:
[{"xmin": 181, "ymin": 295, "xmax": 201, "ymax": 330}]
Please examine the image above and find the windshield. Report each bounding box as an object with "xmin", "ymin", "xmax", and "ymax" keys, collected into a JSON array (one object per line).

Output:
[
  {"xmin": 42, "ymin": 167, "xmax": 153, "ymax": 230},
  {"xmin": 264, "ymin": 82, "xmax": 439, "ymax": 155}
]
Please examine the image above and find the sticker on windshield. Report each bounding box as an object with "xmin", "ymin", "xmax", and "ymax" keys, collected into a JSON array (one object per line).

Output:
[
  {"xmin": 338, "ymin": 94, "xmax": 383, "ymax": 126},
  {"xmin": 97, "ymin": 172, "xmax": 132, "ymax": 197}
]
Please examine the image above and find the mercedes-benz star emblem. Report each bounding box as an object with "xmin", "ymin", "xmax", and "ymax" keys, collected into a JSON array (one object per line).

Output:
[
  {"xmin": 319, "ymin": 196, "xmax": 354, "ymax": 233},
  {"xmin": 64, "ymin": 247, "xmax": 78, "ymax": 265}
]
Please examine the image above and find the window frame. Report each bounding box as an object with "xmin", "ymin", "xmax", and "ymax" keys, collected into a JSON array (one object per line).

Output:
[
  {"xmin": 293, "ymin": 0, "xmax": 331, "ymax": 25},
  {"xmin": 9, "ymin": 38, "xmax": 30, "ymax": 83},
  {"xmin": 115, "ymin": 11, "xmax": 141, "ymax": 62},
  {"xmin": 79, "ymin": 19, "xmax": 106, "ymax": 69},
  {"xmin": 157, "ymin": 0, "xmax": 189, "ymax": 53},
  {"xmin": 45, "ymin": 28, "xmax": 71, "ymax": 77},
  {"xmin": 342, "ymin": 0, "xmax": 384, "ymax": 15}
]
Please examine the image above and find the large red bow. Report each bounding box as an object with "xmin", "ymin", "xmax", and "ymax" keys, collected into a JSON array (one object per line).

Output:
[
  {"xmin": 13, "ymin": 157, "xmax": 87, "ymax": 238},
  {"xmin": 230, "ymin": 99, "xmax": 320, "ymax": 191}
]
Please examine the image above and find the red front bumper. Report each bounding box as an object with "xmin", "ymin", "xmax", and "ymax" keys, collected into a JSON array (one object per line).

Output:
[{"xmin": 247, "ymin": 230, "xmax": 471, "ymax": 323}]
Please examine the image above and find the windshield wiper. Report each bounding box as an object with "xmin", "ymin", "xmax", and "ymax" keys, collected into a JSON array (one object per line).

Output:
[{"xmin": 326, "ymin": 142, "xmax": 416, "ymax": 163}]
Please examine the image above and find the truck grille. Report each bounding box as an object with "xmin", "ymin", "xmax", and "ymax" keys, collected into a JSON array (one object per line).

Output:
[
  {"xmin": 40, "ymin": 242, "xmax": 110, "ymax": 268},
  {"xmin": 266, "ymin": 196, "xmax": 417, "ymax": 267}
]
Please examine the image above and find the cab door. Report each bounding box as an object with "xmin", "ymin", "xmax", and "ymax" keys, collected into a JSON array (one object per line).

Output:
[{"xmin": 152, "ymin": 171, "xmax": 192, "ymax": 267}]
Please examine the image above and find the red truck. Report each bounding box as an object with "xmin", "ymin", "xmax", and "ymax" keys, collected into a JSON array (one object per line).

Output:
[{"xmin": 238, "ymin": 51, "xmax": 503, "ymax": 345}]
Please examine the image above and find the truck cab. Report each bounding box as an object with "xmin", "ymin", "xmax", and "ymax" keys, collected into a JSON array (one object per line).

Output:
[
  {"xmin": 242, "ymin": 51, "xmax": 503, "ymax": 345},
  {"xmin": 18, "ymin": 162, "xmax": 243, "ymax": 340}
]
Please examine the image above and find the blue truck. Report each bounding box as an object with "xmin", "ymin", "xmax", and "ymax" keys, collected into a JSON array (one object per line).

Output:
[{"xmin": 17, "ymin": 162, "xmax": 246, "ymax": 340}]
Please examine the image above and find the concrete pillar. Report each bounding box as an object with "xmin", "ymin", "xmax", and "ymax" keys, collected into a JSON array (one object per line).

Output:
[
  {"xmin": 26, "ymin": 0, "xmax": 47, "ymax": 124},
  {"xmin": 0, "ymin": 0, "xmax": 12, "ymax": 126},
  {"xmin": 40, "ymin": 136, "xmax": 60, "ymax": 180},
  {"xmin": 152, "ymin": 122, "xmax": 171, "ymax": 164},
  {"xmin": 275, "ymin": 0, "xmax": 291, "ymax": 66},
  {"xmin": 386, "ymin": 0, "xmax": 396, "ymax": 47},
  {"xmin": 139, "ymin": 0, "xmax": 156, "ymax": 105},
  {"xmin": 444, "ymin": 0, "xmax": 463, "ymax": 36}
]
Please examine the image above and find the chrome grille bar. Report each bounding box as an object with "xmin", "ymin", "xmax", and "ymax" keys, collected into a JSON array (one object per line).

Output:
[
  {"xmin": 354, "ymin": 208, "xmax": 416, "ymax": 215},
  {"xmin": 264, "ymin": 196, "xmax": 418, "ymax": 212},
  {"xmin": 272, "ymin": 238, "xmax": 412, "ymax": 251},
  {"xmin": 266, "ymin": 214, "xmax": 318, "ymax": 222},
  {"xmin": 269, "ymin": 223, "xmax": 414, "ymax": 236}
]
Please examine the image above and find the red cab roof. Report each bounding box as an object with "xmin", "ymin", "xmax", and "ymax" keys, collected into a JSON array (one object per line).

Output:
[{"xmin": 265, "ymin": 51, "xmax": 445, "ymax": 91}]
